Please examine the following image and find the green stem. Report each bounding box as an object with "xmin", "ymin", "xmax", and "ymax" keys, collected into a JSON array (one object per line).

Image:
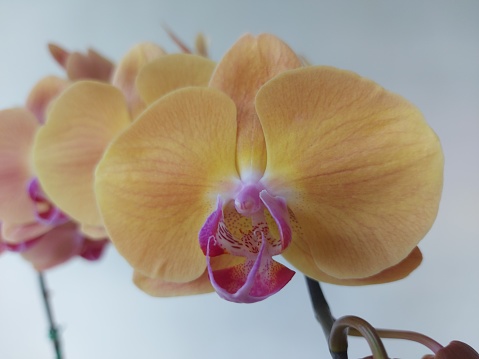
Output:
[{"xmin": 38, "ymin": 272, "xmax": 62, "ymax": 359}]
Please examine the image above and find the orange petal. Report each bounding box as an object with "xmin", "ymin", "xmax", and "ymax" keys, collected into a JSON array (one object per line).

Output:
[
  {"xmin": 134, "ymin": 270, "xmax": 214, "ymax": 297},
  {"xmin": 80, "ymin": 223, "xmax": 109, "ymax": 240},
  {"xmin": 136, "ymin": 54, "xmax": 216, "ymax": 105},
  {"xmin": 111, "ymin": 42, "xmax": 167, "ymax": 118},
  {"xmin": 26, "ymin": 76, "xmax": 70, "ymax": 124},
  {"xmin": 133, "ymin": 253, "xmax": 242, "ymax": 297},
  {"xmin": 287, "ymin": 246, "xmax": 422, "ymax": 286},
  {"xmin": 256, "ymin": 66, "xmax": 444, "ymax": 279},
  {"xmin": 95, "ymin": 87, "xmax": 238, "ymax": 282},
  {"xmin": 66, "ymin": 48, "xmax": 114, "ymax": 81},
  {"xmin": 33, "ymin": 81, "xmax": 131, "ymax": 227},
  {"xmin": 0, "ymin": 109, "xmax": 39, "ymax": 223},
  {"xmin": 209, "ymin": 33, "xmax": 302, "ymax": 178}
]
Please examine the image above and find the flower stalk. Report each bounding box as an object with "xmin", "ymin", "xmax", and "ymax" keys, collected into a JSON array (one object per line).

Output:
[
  {"xmin": 38, "ymin": 272, "xmax": 62, "ymax": 359},
  {"xmin": 330, "ymin": 316, "xmax": 389, "ymax": 359},
  {"xmin": 305, "ymin": 277, "xmax": 336, "ymax": 339},
  {"xmin": 349, "ymin": 327, "xmax": 444, "ymax": 353}
]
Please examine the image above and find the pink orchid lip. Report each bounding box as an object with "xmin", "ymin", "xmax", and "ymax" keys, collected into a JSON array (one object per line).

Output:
[
  {"xmin": 199, "ymin": 185, "xmax": 295, "ymax": 303},
  {"xmin": 27, "ymin": 177, "xmax": 69, "ymax": 226}
]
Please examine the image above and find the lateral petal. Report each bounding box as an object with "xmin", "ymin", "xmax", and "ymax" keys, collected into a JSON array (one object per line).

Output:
[
  {"xmin": 25, "ymin": 76, "xmax": 69, "ymax": 124},
  {"xmin": 95, "ymin": 87, "xmax": 239, "ymax": 282},
  {"xmin": 137, "ymin": 54, "xmax": 216, "ymax": 105},
  {"xmin": 33, "ymin": 81, "xmax": 131, "ymax": 227},
  {"xmin": 134, "ymin": 270, "xmax": 214, "ymax": 297},
  {"xmin": 0, "ymin": 109, "xmax": 39, "ymax": 223},
  {"xmin": 133, "ymin": 254, "xmax": 242, "ymax": 297},
  {"xmin": 111, "ymin": 42, "xmax": 167, "ymax": 117},
  {"xmin": 287, "ymin": 246, "xmax": 422, "ymax": 285},
  {"xmin": 257, "ymin": 66, "xmax": 443, "ymax": 279},
  {"xmin": 209, "ymin": 33, "xmax": 302, "ymax": 178}
]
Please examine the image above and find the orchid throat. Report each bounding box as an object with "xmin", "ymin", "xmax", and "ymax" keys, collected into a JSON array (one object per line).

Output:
[{"xmin": 199, "ymin": 179, "xmax": 295, "ymax": 303}]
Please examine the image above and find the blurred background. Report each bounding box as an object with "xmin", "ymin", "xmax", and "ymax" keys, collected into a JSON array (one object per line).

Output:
[{"xmin": 0, "ymin": 0, "xmax": 478, "ymax": 358}]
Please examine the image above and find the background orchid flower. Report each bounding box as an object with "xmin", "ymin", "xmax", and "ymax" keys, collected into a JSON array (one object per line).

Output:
[
  {"xmin": 95, "ymin": 33, "xmax": 443, "ymax": 303},
  {"xmin": 33, "ymin": 46, "xmax": 216, "ymax": 240},
  {"xmin": 0, "ymin": 45, "xmax": 114, "ymax": 268},
  {"xmin": 0, "ymin": 107, "xmax": 108, "ymax": 269}
]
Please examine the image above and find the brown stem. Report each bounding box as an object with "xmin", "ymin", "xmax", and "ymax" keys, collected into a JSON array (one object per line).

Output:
[
  {"xmin": 349, "ymin": 327, "xmax": 443, "ymax": 354},
  {"xmin": 330, "ymin": 316, "xmax": 389, "ymax": 359}
]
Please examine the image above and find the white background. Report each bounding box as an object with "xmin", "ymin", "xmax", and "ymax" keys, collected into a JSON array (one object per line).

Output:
[{"xmin": 0, "ymin": 1, "xmax": 478, "ymax": 358}]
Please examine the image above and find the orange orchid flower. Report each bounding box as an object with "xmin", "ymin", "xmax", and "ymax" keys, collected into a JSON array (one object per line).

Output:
[
  {"xmin": 32, "ymin": 42, "xmax": 216, "ymax": 240},
  {"xmin": 92, "ymin": 33, "xmax": 443, "ymax": 302}
]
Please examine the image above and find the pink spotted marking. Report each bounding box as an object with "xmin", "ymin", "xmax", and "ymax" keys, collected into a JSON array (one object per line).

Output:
[{"xmin": 199, "ymin": 182, "xmax": 295, "ymax": 303}]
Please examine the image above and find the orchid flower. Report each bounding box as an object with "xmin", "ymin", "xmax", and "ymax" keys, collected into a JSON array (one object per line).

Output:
[
  {"xmin": 94, "ymin": 33, "xmax": 443, "ymax": 302},
  {"xmin": 0, "ymin": 44, "xmax": 115, "ymax": 268},
  {"xmin": 0, "ymin": 107, "xmax": 107, "ymax": 269},
  {"xmin": 33, "ymin": 45, "xmax": 216, "ymax": 239}
]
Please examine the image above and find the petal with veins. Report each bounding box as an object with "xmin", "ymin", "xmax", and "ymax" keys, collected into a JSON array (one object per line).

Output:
[
  {"xmin": 134, "ymin": 270, "xmax": 215, "ymax": 297},
  {"xmin": 112, "ymin": 42, "xmax": 167, "ymax": 117},
  {"xmin": 137, "ymin": 54, "xmax": 216, "ymax": 105},
  {"xmin": 33, "ymin": 81, "xmax": 132, "ymax": 227},
  {"xmin": 133, "ymin": 254, "xmax": 242, "ymax": 297},
  {"xmin": 256, "ymin": 66, "xmax": 443, "ymax": 279},
  {"xmin": 209, "ymin": 33, "xmax": 302, "ymax": 178},
  {"xmin": 95, "ymin": 87, "xmax": 238, "ymax": 282},
  {"xmin": 295, "ymin": 246, "xmax": 422, "ymax": 286}
]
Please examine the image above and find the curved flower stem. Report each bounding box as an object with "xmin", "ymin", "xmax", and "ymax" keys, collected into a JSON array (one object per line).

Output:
[
  {"xmin": 38, "ymin": 272, "xmax": 63, "ymax": 359},
  {"xmin": 330, "ymin": 316, "xmax": 389, "ymax": 359},
  {"xmin": 305, "ymin": 277, "xmax": 336, "ymax": 339},
  {"xmin": 348, "ymin": 327, "xmax": 444, "ymax": 354}
]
